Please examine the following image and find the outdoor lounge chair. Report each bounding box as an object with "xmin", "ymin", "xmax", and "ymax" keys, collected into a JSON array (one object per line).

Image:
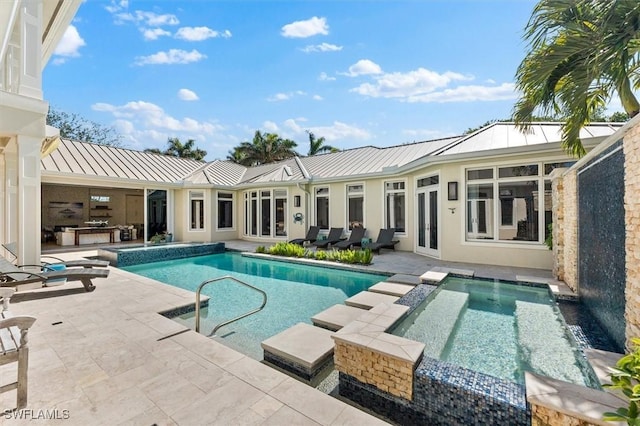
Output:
[
  {"xmin": 2, "ymin": 242, "xmax": 109, "ymax": 268},
  {"xmin": 312, "ymin": 227, "xmax": 345, "ymax": 249},
  {"xmin": 0, "ymin": 288, "xmax": 36, "ymax": 410},
  {"xmin": 362, "ymin": 229, "xmax": 400, "ymax": 253},
  {"xmin": 0, "ymin": 258, "xmax": 109, "ymax": 292},
  {"xmin": 288, "ymin": 226, "xmax": 320, "ymax": 246},
  {"xmin": 333, "ymin": 227, "xmax": 367, "ymax": 250}
]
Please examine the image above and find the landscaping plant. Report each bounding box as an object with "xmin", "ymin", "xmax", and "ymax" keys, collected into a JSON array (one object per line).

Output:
[{"xmin": 604, "ymin": 338, "xmax": 640, "ymax": 425}]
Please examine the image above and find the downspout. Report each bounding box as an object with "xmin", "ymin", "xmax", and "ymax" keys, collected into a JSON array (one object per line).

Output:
[{"xmin": 294, "ymin": 156, "xmax": 312, "ymax": 227}]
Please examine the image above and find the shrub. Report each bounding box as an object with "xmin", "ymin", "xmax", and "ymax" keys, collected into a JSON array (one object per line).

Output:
[
  {"xmin": 268, "ymin": 242, "xmax": 308, "ymax": 258},
  {"xmin": 256, "ymin": 246, "xmax": 266, "ymax": 254},
  {"xmin": 544, "ymin": 223, "xmax": 553, "ymax": 250},
  {"xmin": 261, "ymin": 244, "xmax": 373, "ymax": 265},
  {"xmin": 604, "ymin": 337, "xmax": 640, "ymax": 424}
]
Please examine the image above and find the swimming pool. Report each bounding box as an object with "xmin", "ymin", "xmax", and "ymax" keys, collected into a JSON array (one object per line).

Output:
[
  {"xmin": 391, "ymin": 276, "xmax": 597, "ymax": 387},
  {"xmin": 121, "ymin": 252, "xmax": 388, "ymax": 359}
]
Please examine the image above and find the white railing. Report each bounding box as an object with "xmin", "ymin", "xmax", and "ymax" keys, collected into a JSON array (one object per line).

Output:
[{"xmin": 0, "ymin": 43, "xmax": 20, "ymax": 94}]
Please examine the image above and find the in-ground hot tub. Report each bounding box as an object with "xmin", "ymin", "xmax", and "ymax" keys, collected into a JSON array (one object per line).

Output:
[{"xmin": 98, "ymin": 242, "xmax": 225, "ymax": 266}]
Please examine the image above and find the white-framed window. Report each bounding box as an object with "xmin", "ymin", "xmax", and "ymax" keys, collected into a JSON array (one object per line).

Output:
[
  {"xmin": 347, "ymin": 183, "xmax": 364, "ymax": 230},
  {"xmin": 384, "ymin": 181, "xmax": 406, "ymax": 233},
  {"xmin": 243, "ymin": 189, "xmax": 287, "ymax": 237},
  {"xmin": 465, "ymin": 163, "xmax": 548, "ymax": 243},
  {"xmin": 189, "ymin": 191, "xmax": 205, "ymax": 231},
  {"xmin": 315, "ymin": 187, "xmax": 330, "ymax": 230},
  {"xmin": 217, "ymin": 192, "xmax": 234, "ymax": 230}
]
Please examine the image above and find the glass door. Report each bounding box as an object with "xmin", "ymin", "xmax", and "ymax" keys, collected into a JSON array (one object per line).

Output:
[{"xmin": 417, "ymin": 184, "xmax": 440, "ymax": 257}]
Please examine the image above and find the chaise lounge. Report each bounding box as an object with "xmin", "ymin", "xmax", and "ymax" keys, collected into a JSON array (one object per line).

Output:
[
  {"xmin": 362, "ymin": 228, "xmax": 399, "ymax": 253},
  {"xmin": 0, "ymin": 288, "xmax": 36, "ymax": 410},
  {"xmin": 0, "ymin": 258, "xmax": 109, "ymax": 292},
  {"xmin": 312, "ymin": 227, "xmax": 345, "ymax": 249},
  {"xmin": 333, "ymin": 227, "xmax": 367, "ymax": 250},
  {"xmin": 2, "ymin": 242, "xmax": 109, "ymax": 269},
  {"xmin": 288, "ymin": 226, "xmax": 320, "ymax": 246}
]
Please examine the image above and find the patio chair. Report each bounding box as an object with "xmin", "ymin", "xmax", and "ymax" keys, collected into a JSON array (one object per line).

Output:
[
  {"xmin": 0, "ymin": 258, "xmax": 109, "ymax": 292},
  {"xmin": 2, "ymin": 242, "xmax": 109, "ymax": 268},
  {"xmin": 0, "ymin": 288, "xmax": 36, "ymax": 410},
  {"xmin": 362, "ymin": 229, "xmax": 400, "ymax": 253},
  {"xmin": 333, "ymin": 227, "xmax": 367, "ymax": 250},
  {"xmin": 312, "ymin": 227, "xmax": 345, "ymax": 249},
  {"xmin": 288, "ymin": 226, "xmax": 320, "ymax": 246}
]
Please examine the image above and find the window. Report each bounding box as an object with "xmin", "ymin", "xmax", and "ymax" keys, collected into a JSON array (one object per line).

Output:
[
  {"xmin": 385, "ymin": 181, "xmax": 406, "ymax": 233},
  {"xmin": 274, "ymin": 190, "xmax": 287, "ymax": 237},
  {"xmin": 315, "ymin": 187, "xmax": 329, "ymax": 229},
  {"xmin": 466, "ymin": 164, "xmax": 544, "ymax": 243},
  {"xmin": 217, "ymin": 192, "xmax": 233, "ymax": 229},
  {"xmin": 189, "ymin": 191, "xmax": 205, "ymax": 231},
  {"xmin": 261, "ymin": 190, "xmax": 271, "ymax": 236},
  {"xmin": 347, "ymin": 184, "xmax": 364, "ymax": 230}
]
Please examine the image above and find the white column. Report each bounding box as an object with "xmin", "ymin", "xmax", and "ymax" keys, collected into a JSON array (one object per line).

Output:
[
  {"xmin": 16, "ymin": 135, "xmax": 41, "ymax": 265},
  {"xmin": 4, "ymin": 141, "xmax": 18, "ymax": 252},
  {"xmin": 18, "ymin": 0, "xmax": 42, "ymax": 99}
]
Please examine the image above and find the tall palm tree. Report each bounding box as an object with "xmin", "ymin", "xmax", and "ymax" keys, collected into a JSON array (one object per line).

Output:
[
  {"xmin": 513, "ymin": 0, "xmax": 640, "ymax": 157},
  {"xmin": 144, "ymin": 137, "xmax": 207, "ymax": 160},
  {"xmin": 230, "ymin": 131, "xmax": 298, "ymax": 166},
  {"xmin": 307, "ymin": 131, "xmax": 338, "ymax": 156}
]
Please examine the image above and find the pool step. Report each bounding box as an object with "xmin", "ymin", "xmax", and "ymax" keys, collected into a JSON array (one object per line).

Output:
[
  {"xmin": 387, "ymin": 274, "xmax": 422, "ymax": 286},
  {"xmin": 368, "ymin": 281, "xmax": 415, "ymax": 297},
  {"xmin": 311, "ymin": 304, "xmax": 369, "ymax": 331},
  {"xmin": 261, "ymin": 322, "xmax": 335, "ymax": 383},
  {"xmin": 399, "ymin": 289, "xmax": 469, "ymax": 359},
  {"xmin": 344, "ymin": 291, "xmax": 400, "ymax": 309},
  {"xmin": 514, "ymin": 301, "xmax": 587, "ymax": 385}
]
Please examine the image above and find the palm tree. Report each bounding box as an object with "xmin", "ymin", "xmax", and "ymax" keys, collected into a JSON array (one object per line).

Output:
[
  {"xmin": 307, "ymin": 131, "xmax": 338, "ymax": 155},
  {"xmin": 230, "ymin": 131, "xmax": 298, "ymax": 166},
  {"xmin": 144, "ymin": 137, "xmax": 207, "ymax": 160},
  {"xmin": 513, "ymin": 0, "xmax": 640, "ymax": 157}
]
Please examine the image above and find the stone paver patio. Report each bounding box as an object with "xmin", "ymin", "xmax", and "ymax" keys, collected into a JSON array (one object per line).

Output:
[{"xmin": 0, "ymin": 240, "xmax": 554, "ymax": 424}]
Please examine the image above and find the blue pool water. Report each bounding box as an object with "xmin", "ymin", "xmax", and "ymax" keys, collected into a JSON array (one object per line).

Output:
[
  {"xmin": 392, "ymin": 277, "xmax": 597, "ymax": 386},
  {"xmin": 121, "ymin": 252, "xmax": 388, "ymax": 359}
]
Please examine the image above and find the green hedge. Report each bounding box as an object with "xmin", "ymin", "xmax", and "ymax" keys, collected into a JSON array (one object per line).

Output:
[{"xmin": 257, "ymin": 242, "xmax": 373, "ymax": 265}]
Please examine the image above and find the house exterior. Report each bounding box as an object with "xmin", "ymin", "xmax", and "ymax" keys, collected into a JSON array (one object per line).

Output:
[
  {"xmin": 0, "ymin": 0, "xmax": 82, "ymax": 265},
  {"xmin": 39, "ymin": 122, "xmax": 620, "ymax": 269}
]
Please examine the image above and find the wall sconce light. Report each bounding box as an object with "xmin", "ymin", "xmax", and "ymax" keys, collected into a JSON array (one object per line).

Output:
[
  {"xmin": 294, "ymin": 195, "xmax": 301, "ymax": 207},
  {"xmin": 448, "ymin": 207, "xmax": 456, "ymax": 214},
  {"xmin": 448, "ymin": 181, "xmax": 458, "ymax": 201}
]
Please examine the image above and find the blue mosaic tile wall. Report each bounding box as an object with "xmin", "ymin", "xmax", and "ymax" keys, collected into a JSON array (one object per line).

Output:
[
  {"xmin": 338, "ymin": 357, "xmax": 528, "ymax": 425},
  {"xmin": 100, "ymin": 242, "xmax": 225, "ymax": 267},
  {"xmin": 577, "ymin": 140, "xmax": 626, "ymax": 352}
]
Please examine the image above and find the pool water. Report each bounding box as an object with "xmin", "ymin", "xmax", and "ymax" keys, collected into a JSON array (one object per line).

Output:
[
  {"xmin": 121, "ymin": 252, "xmax": 388, "ymax": 359},
  {"xmin": 392, "ymin": 277, "xmax": 597, "ymax": 386}
]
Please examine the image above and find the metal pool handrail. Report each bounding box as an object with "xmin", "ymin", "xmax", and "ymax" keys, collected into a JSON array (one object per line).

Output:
[{"xmin": 194, "ymin": 275, "xmax": 267, "ymax": 337}]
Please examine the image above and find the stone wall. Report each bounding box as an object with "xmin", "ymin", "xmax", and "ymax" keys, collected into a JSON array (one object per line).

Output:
[
  {"xmin": 551, "ymin": 169, "xmax": 566, "ymax": 282},
  {"xmin": 333, "ymin": 340, "xmax": 416, "ymax": 400},
  {"xmin": 552, "ymin": 168, "xmax": 579, "ymax": 292},
  {"xmin": 563, "ymin": 169, "xmax": 579, "ymax": 292},
  {"xmin": 625, "ymin": 121, "xmax": 640, "ymax": 346},
  {"xmin": 530, "ymin": 404, "xmax": 603, "ymax": 426}
]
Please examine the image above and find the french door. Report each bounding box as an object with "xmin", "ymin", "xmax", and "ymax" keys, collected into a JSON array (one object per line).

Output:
[{"xmin": 416, "ymin": 185, "xmax": 439, "ymax": 257}]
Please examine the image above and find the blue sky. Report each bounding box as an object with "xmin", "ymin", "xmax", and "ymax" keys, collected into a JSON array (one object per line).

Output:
[{"xmin": 44, "ymin": 0, "xmax": 544, "ymax": 160}]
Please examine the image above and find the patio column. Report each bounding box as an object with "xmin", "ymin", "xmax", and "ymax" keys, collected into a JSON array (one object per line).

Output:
[{"xmin": 15, "ymin": 135, "xmax": 41, "ymax": 265}]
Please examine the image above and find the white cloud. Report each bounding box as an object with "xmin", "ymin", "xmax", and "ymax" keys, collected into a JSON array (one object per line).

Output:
[
  {"xmin": 301, "ymin": 43, "xmax": 342, "ymax": 53},
  {"xmin": 263, "ymin": 121, "xmax": 279, "ymax": 132},
  {"xmin": 342, "ymin": 59, "xmax": 383, "ymax": 77},
  {"xmin": 134, "ymin": 49, "xmax": 206, "ymax": 65},
  {"xmin": 284, "ymin": 119, "xmax": 370, "ymax": 142},
  {"xmin": 351, "ymin": 67, "xmax": 473, "ymax": 99},
  {"xmin": 53, "ymin": 25, "xmax": 85, "ymax": 62},
  {"xmin": 267, "ymin": 93, "xmax": 291, "ymax": 102},
  {"xmin": 142, "ymin": 28, "xmax": 171, "ymax": 41},
  {"xmin": 281, "ymin": 16, "xmax": 328, "ymax": 38},
  {"xmin": 134, "ymin": 11, "xmax": 179, "ymax": 26},
  {"xmin": 178, "ymin": 88, "xmax": 199, "ymax": 101},
  {"xmin": 175, "ymin": 26, "xmax": 232, "ymax": 41},
  {"xmin": 318, "ymin": 72, "xmax": 336, "ymax": 81},
  {"xmin": 312, "ymin": 95, "xmax": 323, "ymax": 101},
  {"xmin": 405, "ymin": 82, "xmax": 516, "ymax": 103},
  {"xmin": 92, "ymin": 100, "xmax": 227, "ymax": 155}
]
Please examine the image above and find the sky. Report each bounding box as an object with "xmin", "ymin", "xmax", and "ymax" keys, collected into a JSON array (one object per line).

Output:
[{"xmin": 44, "ymin": 0, "xmax": 547, "ymax": 161}]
